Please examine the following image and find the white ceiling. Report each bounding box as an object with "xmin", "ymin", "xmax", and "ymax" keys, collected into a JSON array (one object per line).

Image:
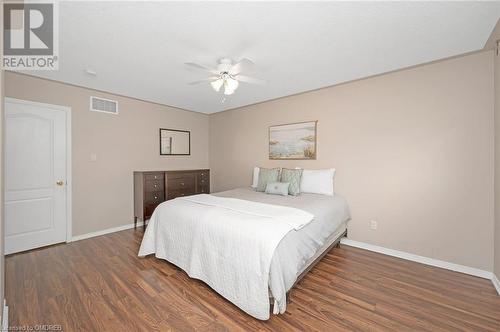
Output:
[{"xmin": 27, "ymin": 1, "xmax": 500, "ymax": 114}]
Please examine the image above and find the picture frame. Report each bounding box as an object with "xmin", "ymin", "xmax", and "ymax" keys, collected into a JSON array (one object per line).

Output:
[
  {"xmin": 159, "ymin": 128, "xmax": 191, "ymax": 155},
  {"xmin": 269, "ymin": 121, "xmax": 317, "ymax": 160}
]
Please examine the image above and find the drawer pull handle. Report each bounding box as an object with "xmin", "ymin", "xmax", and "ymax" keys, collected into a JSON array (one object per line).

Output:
[
  {"xmin": 154, "ymin": 176, "xmax": 157, "ymax": 179},
  {"xmin": 201, "ymin": 180, "xmax": 205, "ymax": 183},
  {"xmin": 154, "ymin": 196, "xmax": 158, "ymax": 200},
  {"xmin": 154, "ymin": 184, "xmax": 157, "ymax": 188},
  {"xmin": 201, "ymin": 173, "xmax": 204, "ymax": 176},
  {"xmin": 181, "ymin": 182, "xmax": 185, "ymax": 186}
]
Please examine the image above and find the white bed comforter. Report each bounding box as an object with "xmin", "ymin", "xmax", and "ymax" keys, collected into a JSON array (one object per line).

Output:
[{"xmin": 138, "ymin": 194, "xmax": 314, "ymax": 320}]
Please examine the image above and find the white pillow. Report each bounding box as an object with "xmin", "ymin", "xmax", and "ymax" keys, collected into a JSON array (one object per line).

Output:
[
  {"xmin": 251, "ymin": 167, "xmax": 260, "ymax": 188},
  {"xmin": 299, "ymin": 168, "xmax": 336, "ymax": 196}
]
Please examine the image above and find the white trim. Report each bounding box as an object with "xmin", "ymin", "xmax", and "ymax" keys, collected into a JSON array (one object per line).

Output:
[
  {"xmin": 2, "ymin": 299, "xmax": 8, "ymax": 331},
  {"xmin": 5, "ymin": 97, "xmax": 71, "ymax": 113},
  {"xmin": 65, "ymin": 103, "xmax": 72, "ymax": 242},
  {"xmin": 4, "ymin": 97, "xmax": 73, "ymax": 245},
  {"xmin": 71, "ymin": 223, "xmax": 137, "ymax": 242},
  {"xmin": 340, "ymin": 238, "xmax": 493, "ymax": 280},
  {"xmin": 492, "ymin": 274, "xmax": 500, "ymax": 295}
]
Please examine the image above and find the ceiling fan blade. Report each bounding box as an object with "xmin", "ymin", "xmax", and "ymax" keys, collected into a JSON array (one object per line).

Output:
[
  {"xmin": 187, "ymin": 77, "xmax": 219, "ymax": 85},
  {"xmin": 229, "ymin": 58, "xmax": 254, "ymax": 75},
  {"xmin": 185, "ymin": 62, "xmax": 219, "ymax": 75},
  {"xmin": 236, "ymin": 75, "xmax": 266, "ymax": 85}
]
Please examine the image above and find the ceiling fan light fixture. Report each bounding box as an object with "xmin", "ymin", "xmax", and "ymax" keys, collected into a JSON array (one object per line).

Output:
[
  {"xmin": 226, "ymin": 77, "xmax": 239, "ymax": 91},
  {"xmin": 210, "ymin": 79, "xmax": 224, "ymax": 92},
  {"xmin": 187, "ymin": 58, "xmax": 264, "ymax": 97}
]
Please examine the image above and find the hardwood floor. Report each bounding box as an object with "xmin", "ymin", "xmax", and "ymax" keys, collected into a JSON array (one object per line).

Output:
[{"xmin": 6, "ymin": 229, "xmax": 500, "ymax": 331}]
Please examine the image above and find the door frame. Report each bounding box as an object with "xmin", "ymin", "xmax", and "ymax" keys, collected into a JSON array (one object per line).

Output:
[{"xmin": 4, "ymin": 97, "xmax": 72, "ymax": 243}]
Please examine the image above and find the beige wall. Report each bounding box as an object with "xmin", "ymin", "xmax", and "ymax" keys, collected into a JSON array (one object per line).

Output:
[
  {"xmin": 488, "ymin": 18, "xmax": 500, "ymax": 280},
  {"xmin": 210, "ymin": 51, "xmax": 495, "ymax": 271},
  {"xmin": 494, "ymin": 32, "xmax": 500, "ymax": 278},
  {"xmin": 5, "ymin": 72, "xmax": 210, "ymax": 236}
]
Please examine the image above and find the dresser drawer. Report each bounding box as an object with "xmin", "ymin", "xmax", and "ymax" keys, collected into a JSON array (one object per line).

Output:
[
  {"xmin": 167, "ymin": 189, "xmax": 195, "ymax": 200},
  {"xmin": 145, "ymin": 179, "xmax": 164, "ymax": 192},
  {"xmin": 198, "ymin": 177, "xmax": 209, "ymax": 187},
  {"xmin": 135, "ymin": 170, "xmax": 209, "ymax": 228},
  {"xmin": 145, "ymin": 191, "xmax": 164, "ymax": 204},
  {"xmin": 168, "ymin": 177, "xmax": 195, "ymax": 190},
  {"xmin": 144, "ymin": 203, "xmax": 159, "ymax": 219},
  {"xmin": 145, "ymin": 173, "xmax": 164, "ymax": 181},
  {"xmin": 197, "ymin": 170, "xmax": 209, "ymax": 192},
  {"xmin": 198, "ymin": 185, "xmax": 209, "ymax": 194}
]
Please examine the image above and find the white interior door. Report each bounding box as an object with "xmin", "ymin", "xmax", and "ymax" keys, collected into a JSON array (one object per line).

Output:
[{"xmin": 5, "ymin": 98, "xmax": 69, "ymax": 254}]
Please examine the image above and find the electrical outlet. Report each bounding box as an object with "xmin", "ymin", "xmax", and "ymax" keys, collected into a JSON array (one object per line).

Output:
[{"xmin": 370, "ymin": 220, "xmax": 378, "ymax": 230}]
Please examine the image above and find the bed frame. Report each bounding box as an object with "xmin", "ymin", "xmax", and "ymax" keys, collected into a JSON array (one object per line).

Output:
[{"xmin": 271, "ymin": 229, "xmax": 348, "ymax": 307}]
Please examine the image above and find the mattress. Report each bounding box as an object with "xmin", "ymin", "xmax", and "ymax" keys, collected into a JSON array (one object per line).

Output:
[{"xmin": 214, "ymin": 187, "xmax": 351, "ymax": 297}]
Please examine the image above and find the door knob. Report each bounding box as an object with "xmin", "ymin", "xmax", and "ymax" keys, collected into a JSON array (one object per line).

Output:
[{"xmin": 56, "ymin": 180, "xmax": 64, "ymax": 186}]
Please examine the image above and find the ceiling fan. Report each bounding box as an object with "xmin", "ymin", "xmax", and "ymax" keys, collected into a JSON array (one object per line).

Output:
[{"xmin": 186, "ymin": 58, "xmax": 265, "ymax": 96}]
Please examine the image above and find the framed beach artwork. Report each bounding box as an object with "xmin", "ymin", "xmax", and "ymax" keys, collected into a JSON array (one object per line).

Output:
[{"xmin": 269, "ymin": 121, "xmax": 317, "ymax": 160}]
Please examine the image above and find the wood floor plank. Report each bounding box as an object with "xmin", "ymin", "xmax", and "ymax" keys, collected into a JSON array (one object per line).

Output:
[{"xmin": 5, "ymin": 228, "xmax": 500, "ymax": 331}]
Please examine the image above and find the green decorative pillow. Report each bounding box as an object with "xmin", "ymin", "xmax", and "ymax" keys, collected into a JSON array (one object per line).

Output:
[
  {"xmin": 265, "ymin": 182, "xmax": 290, "ymax": 196},
  {"xmin": 256, "ymin": 168, "xmax": 280, "ymax": 192},
  {"xmin": 281, "ymin": 168, "xmax": 303, "ymax": 196}
]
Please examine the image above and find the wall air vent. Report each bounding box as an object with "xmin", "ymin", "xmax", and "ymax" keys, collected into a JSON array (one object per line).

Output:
[{"xmin": 90, "ymin": 96, "xmax": 119, "ymax": 114}]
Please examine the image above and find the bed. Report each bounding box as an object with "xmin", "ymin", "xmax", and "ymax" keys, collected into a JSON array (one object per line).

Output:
[{"xmin": 138, "ymin": 187, "xmax": 351, "ymax": 320}]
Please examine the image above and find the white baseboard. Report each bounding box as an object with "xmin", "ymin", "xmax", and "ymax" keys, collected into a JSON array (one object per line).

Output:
[
  {"xmin": 70, "ymin": 222, "xmax": 137, "ymax": 242},
  {"xmin": 2, "ymin": 299, "xmax": 8, "ymax": 331},
  {"xmin": 492, "ymin": 274, "xmax": 500, "ymax": 295},
  {"xmin": 340, "ymin": 238, "xmax": 493, "ymax": 280}
]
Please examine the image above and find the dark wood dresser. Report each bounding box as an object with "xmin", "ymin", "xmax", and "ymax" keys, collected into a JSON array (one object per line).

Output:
[{"xmin": 134, "ymin": 169, "xmax": 210, "ymax": 228}]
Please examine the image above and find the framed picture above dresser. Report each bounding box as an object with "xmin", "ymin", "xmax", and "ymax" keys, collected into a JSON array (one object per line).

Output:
[
  {"xmin": 133, "ymin": 169, "xmax": 209, "ymax": 228},
  {"xmin": 159, "ymin": 128, "xmax": 190, "ymax": 155}
]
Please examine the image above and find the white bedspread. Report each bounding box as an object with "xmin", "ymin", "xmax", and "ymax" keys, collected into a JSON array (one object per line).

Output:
[
  {"xmin": 138, "ymin": 194, "xmax": 314, "ymax": 320},
  {"xmin": 181, "ymin": 194, "xmax": 314, "ymax": 230},
  {"xmin": 215, "ymin": 188, "xmax": 351, "ymax": 315}
]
